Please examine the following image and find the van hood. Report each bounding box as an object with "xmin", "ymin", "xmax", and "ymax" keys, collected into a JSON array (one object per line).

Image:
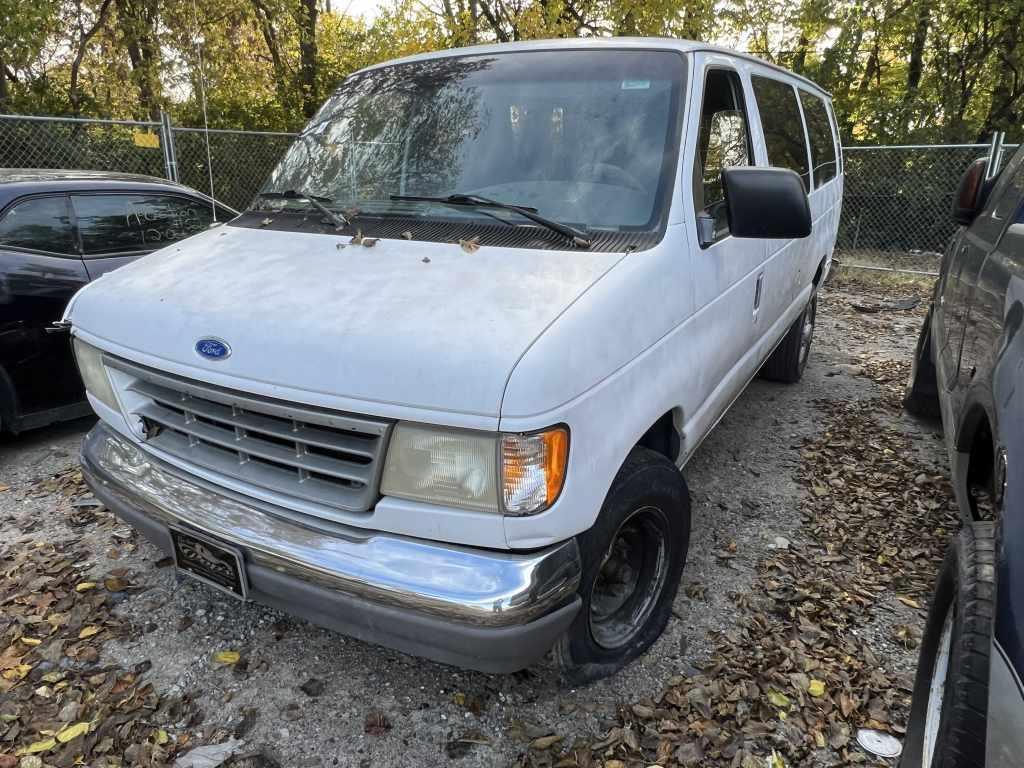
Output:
[{"xmin": 68, "ymin": 225, "xmax": 624, "ymax": 421}]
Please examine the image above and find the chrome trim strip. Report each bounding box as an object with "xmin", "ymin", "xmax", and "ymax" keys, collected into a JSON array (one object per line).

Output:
[{"xmin": 82, "ymin": 425, "xmax": 581, "ymax": 626}]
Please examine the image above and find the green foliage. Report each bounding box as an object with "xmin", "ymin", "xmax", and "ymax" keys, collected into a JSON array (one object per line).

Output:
[{"xmin": 0, "ymin": 0, "xmax": 1021, "ymax": 143}]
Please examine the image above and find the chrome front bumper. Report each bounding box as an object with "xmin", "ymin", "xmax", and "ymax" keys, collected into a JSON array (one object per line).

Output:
[{"xmin": 81, "ymin": 424, "xmax": 582, "ymax": 671}]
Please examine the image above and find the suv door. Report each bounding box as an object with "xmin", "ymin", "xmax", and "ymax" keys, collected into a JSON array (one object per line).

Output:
[
  {"xmin": 937, "ymin": 149, "xmax": 1024, "ymax": 406},
  {"xmin": 0, "ymin": 194, "xmax": 90, "ymax": 425},
  {"xmin": 72, "ymin": 192, "xmax": 220, "ymax": 279},
  {"xmin": 959, "ymin": 149, "xmax": 1024, "ymax": 399}
]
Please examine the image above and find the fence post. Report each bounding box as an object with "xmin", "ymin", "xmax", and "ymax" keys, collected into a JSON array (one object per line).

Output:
[
  {"xmin": 160, "ymin": 110, "xmax": 179, "ymax": 182},
  {"xmin": 984, "ymin": 132, "xmax": 1004, "ymax": 180}
]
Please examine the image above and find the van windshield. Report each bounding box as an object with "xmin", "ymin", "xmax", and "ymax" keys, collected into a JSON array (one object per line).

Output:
[{"xmin": 259, "ymin": 49, "xmax": 685, "ymax": 233}]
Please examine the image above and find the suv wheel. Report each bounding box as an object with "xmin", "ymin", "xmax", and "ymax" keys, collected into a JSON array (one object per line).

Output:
[
  {"xmin": 553, "ymin": 447, "xmax": 691, "ymax": 684},
  {"xmin": 901, "ymin": 523, "xmax": 995, "ymax": 768},
  {"xmin": 904, "ymin": 306, "xmax": 941, "ymax": 419},
  {"xmin": 761, "ymin": 293, "xmax": 817, "ymax": 383}
]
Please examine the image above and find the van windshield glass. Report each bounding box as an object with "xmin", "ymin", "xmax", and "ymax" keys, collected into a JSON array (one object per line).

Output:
[{"xmin": 259, "ymin": 50, "xmax": 684, "ymax": 232}]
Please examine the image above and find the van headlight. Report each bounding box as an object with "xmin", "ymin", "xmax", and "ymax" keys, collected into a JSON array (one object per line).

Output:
[
  {"xmin": 72, "ymin": 338, "xmax": 119, "ymax": 411},
  {"xmin": 381, "ymin": 423, "xmax": 568, "ymax": 515}
]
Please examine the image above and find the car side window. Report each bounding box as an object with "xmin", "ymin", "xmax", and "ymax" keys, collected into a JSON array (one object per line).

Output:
[
  {"xmin": 693, "ymin": 69, "xmax": 752, "ymax": 244},
  {"xmin": 752, "ymin": 76, "xmax": 811, "ymax": 189},
  {"xmin": 0, "ymin": 196, "xmax": 76, "ymax": 255},
  {"xmin": 798, "ymin": 90, "xmax": 837, "ymax": 188},
  {"xmin": 72, "ymin": 194, "xmax": 215, "ymax": 256}
]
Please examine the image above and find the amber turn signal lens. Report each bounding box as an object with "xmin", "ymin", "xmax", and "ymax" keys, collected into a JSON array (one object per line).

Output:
[{"xmin": 500, "ymin": 426, "xmax": 569, "ymax": 516}]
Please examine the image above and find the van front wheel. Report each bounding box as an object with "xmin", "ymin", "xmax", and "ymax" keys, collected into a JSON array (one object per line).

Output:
[
  {"xmin": 761, "ymin": 293, "xmax": 817, "ymax": 384},
  {"xmin": 554, "ymin": 447, "xmax": 691, "ymax": 684}
]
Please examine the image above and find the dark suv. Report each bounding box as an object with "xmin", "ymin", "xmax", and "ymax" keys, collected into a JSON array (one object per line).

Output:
[
  {"xmin": 903, "ymin": 145, "xmax": 1024, "ymax": 767},
  {"xmin": 0, "ymin": 169, "xmax": 236, "ymax": 433}
]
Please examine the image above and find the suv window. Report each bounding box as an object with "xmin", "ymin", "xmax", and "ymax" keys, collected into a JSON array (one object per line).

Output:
[
  {"xmin": 693, "ymin": 69, "xmax": 752, "ymax": 244},
  {"xmin": 0, "ymin": 196, "xmax": 76, "ymax": 255},
  {"xmin": 73, "ymin": 194, "xmax": 215, "ymax": 256},
  {"xmin": 752, "ymin": 76, "xmax": 810, "ymax": 188},
  {"xmin": 798, "ymin": 91, "xmax": 837, "ymax": 188}
]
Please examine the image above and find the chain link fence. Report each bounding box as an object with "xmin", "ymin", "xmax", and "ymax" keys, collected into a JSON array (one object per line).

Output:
[
  {"xmin": 837, "ymin": 141, "xmax": 1018, "ymax": 275},
  {"xmin": 0, "ymin": 112, "xmax": 1018, "ymax": 272},
  {"xmin": 0, "ymin": 112, "xmax": 296, "ymax": 211}
]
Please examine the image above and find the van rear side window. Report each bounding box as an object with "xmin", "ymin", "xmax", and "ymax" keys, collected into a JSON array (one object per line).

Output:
[
  {"xmin": 799, "ymin": 91, "xmax": 837, "ymax": 188},
  {"xmin": 751, "ymin": 76, "xmax": 810, "ymax": 188}
]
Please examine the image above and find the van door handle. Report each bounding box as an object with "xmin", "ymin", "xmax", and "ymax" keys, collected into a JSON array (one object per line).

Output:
[{"xmin": 753, "ymin": 272, "xmax": 764, "ymax": 312}]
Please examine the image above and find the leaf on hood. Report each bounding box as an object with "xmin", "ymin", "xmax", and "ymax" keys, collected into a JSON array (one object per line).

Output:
[{"xmin": 459, "ymin": 236, "xmax": 480, "ymax": 254}]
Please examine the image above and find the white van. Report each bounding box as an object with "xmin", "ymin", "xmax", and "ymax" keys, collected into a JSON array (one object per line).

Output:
[{"xmin": 69, "ymin": 38, "xmax": 842, "ymax": 681}]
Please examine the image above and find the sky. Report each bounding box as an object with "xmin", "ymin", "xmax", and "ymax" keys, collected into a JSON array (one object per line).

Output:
[{"xmin": 334, "ymin": 0, "xmax": 384, "ymax": 21}]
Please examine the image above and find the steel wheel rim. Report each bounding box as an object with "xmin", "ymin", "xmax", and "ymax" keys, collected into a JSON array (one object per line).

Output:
[
  {"xmin": 922, "ymin": 603, "xmax": 954, "ymax": 767},
  {"xmin": 588, "ymin": 506, "xmax": 669, "ymax": 650},
  {"xmin": 799, "ymin": 298, "xmax": 817, "ymax": 368}
]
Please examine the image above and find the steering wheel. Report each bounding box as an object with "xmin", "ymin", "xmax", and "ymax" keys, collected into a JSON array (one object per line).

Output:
[{"xmin": 579, "ymin": 162, "xmax": 645, "ymax": 191}]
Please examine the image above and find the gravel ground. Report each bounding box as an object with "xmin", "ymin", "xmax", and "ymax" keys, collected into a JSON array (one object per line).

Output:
[{"xmin": 0, "ymin": 271, "xmax": 947, "ymax": 767}]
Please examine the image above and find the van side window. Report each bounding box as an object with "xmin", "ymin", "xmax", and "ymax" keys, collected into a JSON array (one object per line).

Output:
[
  {"xmin": 752, "ymin": 76, "xmax": 810, "ymax": 188},
  {"xmin": 798, "ymin": 91, "xmax": 837, "ymax": 188},
  {"xmin": 693, "ymin": 69, "xmax": 752, "ymax": 244},
  {"xmin": 0, "ymin": 196, "xmax": 75, "ymax": 255}
]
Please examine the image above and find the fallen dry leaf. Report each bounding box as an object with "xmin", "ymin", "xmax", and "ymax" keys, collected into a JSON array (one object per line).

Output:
[{"xmin": 213, "ymin": 650, "xmax": 240, "ymax": 665}]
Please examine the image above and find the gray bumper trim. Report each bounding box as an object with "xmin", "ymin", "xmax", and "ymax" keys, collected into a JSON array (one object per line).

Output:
[{"xmin": 81, "ymin": 424, "xmax": 582, "ymax": 671}]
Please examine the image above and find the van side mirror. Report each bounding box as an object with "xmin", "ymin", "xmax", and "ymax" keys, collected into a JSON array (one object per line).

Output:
[
  {"xmin": 721, "ymin": 167, "xmax": 811, "ymax": 239},
  {"xmin": 953, "ymin": 158, "xmax": 987, "ymax": 226}
]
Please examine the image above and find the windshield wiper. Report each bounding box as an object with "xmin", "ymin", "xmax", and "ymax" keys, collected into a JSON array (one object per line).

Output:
[
  {"xmin": 389, "ymin": 193, "xmax": 591, "ymax": 248},
  {"xmin": 257, "ymin": 190, "xmax": 349, "ymax": 229}
]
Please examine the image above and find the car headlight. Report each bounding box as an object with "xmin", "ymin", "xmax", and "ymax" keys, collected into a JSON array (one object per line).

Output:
[
  {"xmin": 381, "ymin": 423, "xmax": 569, "ymax": 515},
  {"xmin": 72, "ymin": 338, "xmax": 119, "ymax": 411},
  {"xmin": 381, "ymin": 424, "xmax": 499, "ymax": 512}
]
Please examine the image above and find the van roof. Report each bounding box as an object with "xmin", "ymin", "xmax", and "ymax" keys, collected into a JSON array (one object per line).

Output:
[{"xmin": 353, "ymin": 37, "xmax": 831, "ymax": 98}]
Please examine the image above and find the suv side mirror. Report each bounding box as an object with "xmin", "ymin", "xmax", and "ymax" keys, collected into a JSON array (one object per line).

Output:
[
  {"xmin": 721, "ymin": 167, "xmax": 811, "ymax": 239},
  {"xmin": 953, "ymin": 158, "xmax": 987, "ymax": 226}
]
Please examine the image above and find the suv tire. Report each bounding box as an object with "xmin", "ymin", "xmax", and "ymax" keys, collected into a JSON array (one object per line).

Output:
[
  {"xmin": 904, "ymin": 306, "xmax": 942, "ymax": 419},
  {"xmin": 901, "ymin": 522, "xmax": 995, "ymax": 768},
  {"xmin": 553, "ymin": 447, "xmax": 690, "ymax": 684},
  {"xmin": 761, "ymin": 293, "xmax": 817, "ymax": 383}
]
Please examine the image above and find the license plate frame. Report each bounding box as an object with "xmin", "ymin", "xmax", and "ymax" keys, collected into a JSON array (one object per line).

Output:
[{"xmin": 170, "ymin": 526, "xmax": 248, "ymax": 600}]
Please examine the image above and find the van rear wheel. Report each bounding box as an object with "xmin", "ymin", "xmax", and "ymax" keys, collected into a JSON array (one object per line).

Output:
[
  {"xmin": 554, "ymin": 447, "xmax": 690, "ymax": 684},
  {"xmin": 761, "ymin": 294, "xmax": 817, "ymax": 383}
]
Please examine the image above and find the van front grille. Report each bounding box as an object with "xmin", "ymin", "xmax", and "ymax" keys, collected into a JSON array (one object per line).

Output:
[{"xmin": 107, "ymin": 357, "xmax": 392, "ymax": 513}]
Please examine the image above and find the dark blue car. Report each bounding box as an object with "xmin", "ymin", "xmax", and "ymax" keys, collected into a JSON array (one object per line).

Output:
[
  {"xmin": 0, "ymin": 169, "xmax": 235, "ymax": 433},
  {"xmin": 903, "ymin": 144, "xmax": 1024, "ymax": 767}
]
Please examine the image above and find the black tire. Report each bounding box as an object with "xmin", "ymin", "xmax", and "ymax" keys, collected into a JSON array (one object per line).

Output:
[
  {"xmin": 901, "ymin": 522, "xmax": 996, "ymax": 768},
  {"xmin": 905, "ymin": 306, "xmax": 942, "ymax": 420},
  {"xmin": 761, "ymin": 293, "xmax": 817, "ymax": 384},
  {"xmin": 554, "ymin": 447, "xmax": 691, "ymax": 684}
]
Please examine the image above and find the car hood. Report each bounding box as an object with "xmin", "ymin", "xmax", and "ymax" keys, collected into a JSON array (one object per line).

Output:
[{"xmin": 68, "ymin": 225, "xmax": 624, "ymax": 421}]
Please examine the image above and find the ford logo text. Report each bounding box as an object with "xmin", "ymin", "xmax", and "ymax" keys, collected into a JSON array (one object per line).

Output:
[{"xmin": 195, "ymin": 338, "xmax": 231, "ymax": 361}]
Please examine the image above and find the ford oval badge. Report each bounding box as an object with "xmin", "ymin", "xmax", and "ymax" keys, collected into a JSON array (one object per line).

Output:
[{"xmin": 195, "ymin": 337, "xmax": 231, "ymax": 361}]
